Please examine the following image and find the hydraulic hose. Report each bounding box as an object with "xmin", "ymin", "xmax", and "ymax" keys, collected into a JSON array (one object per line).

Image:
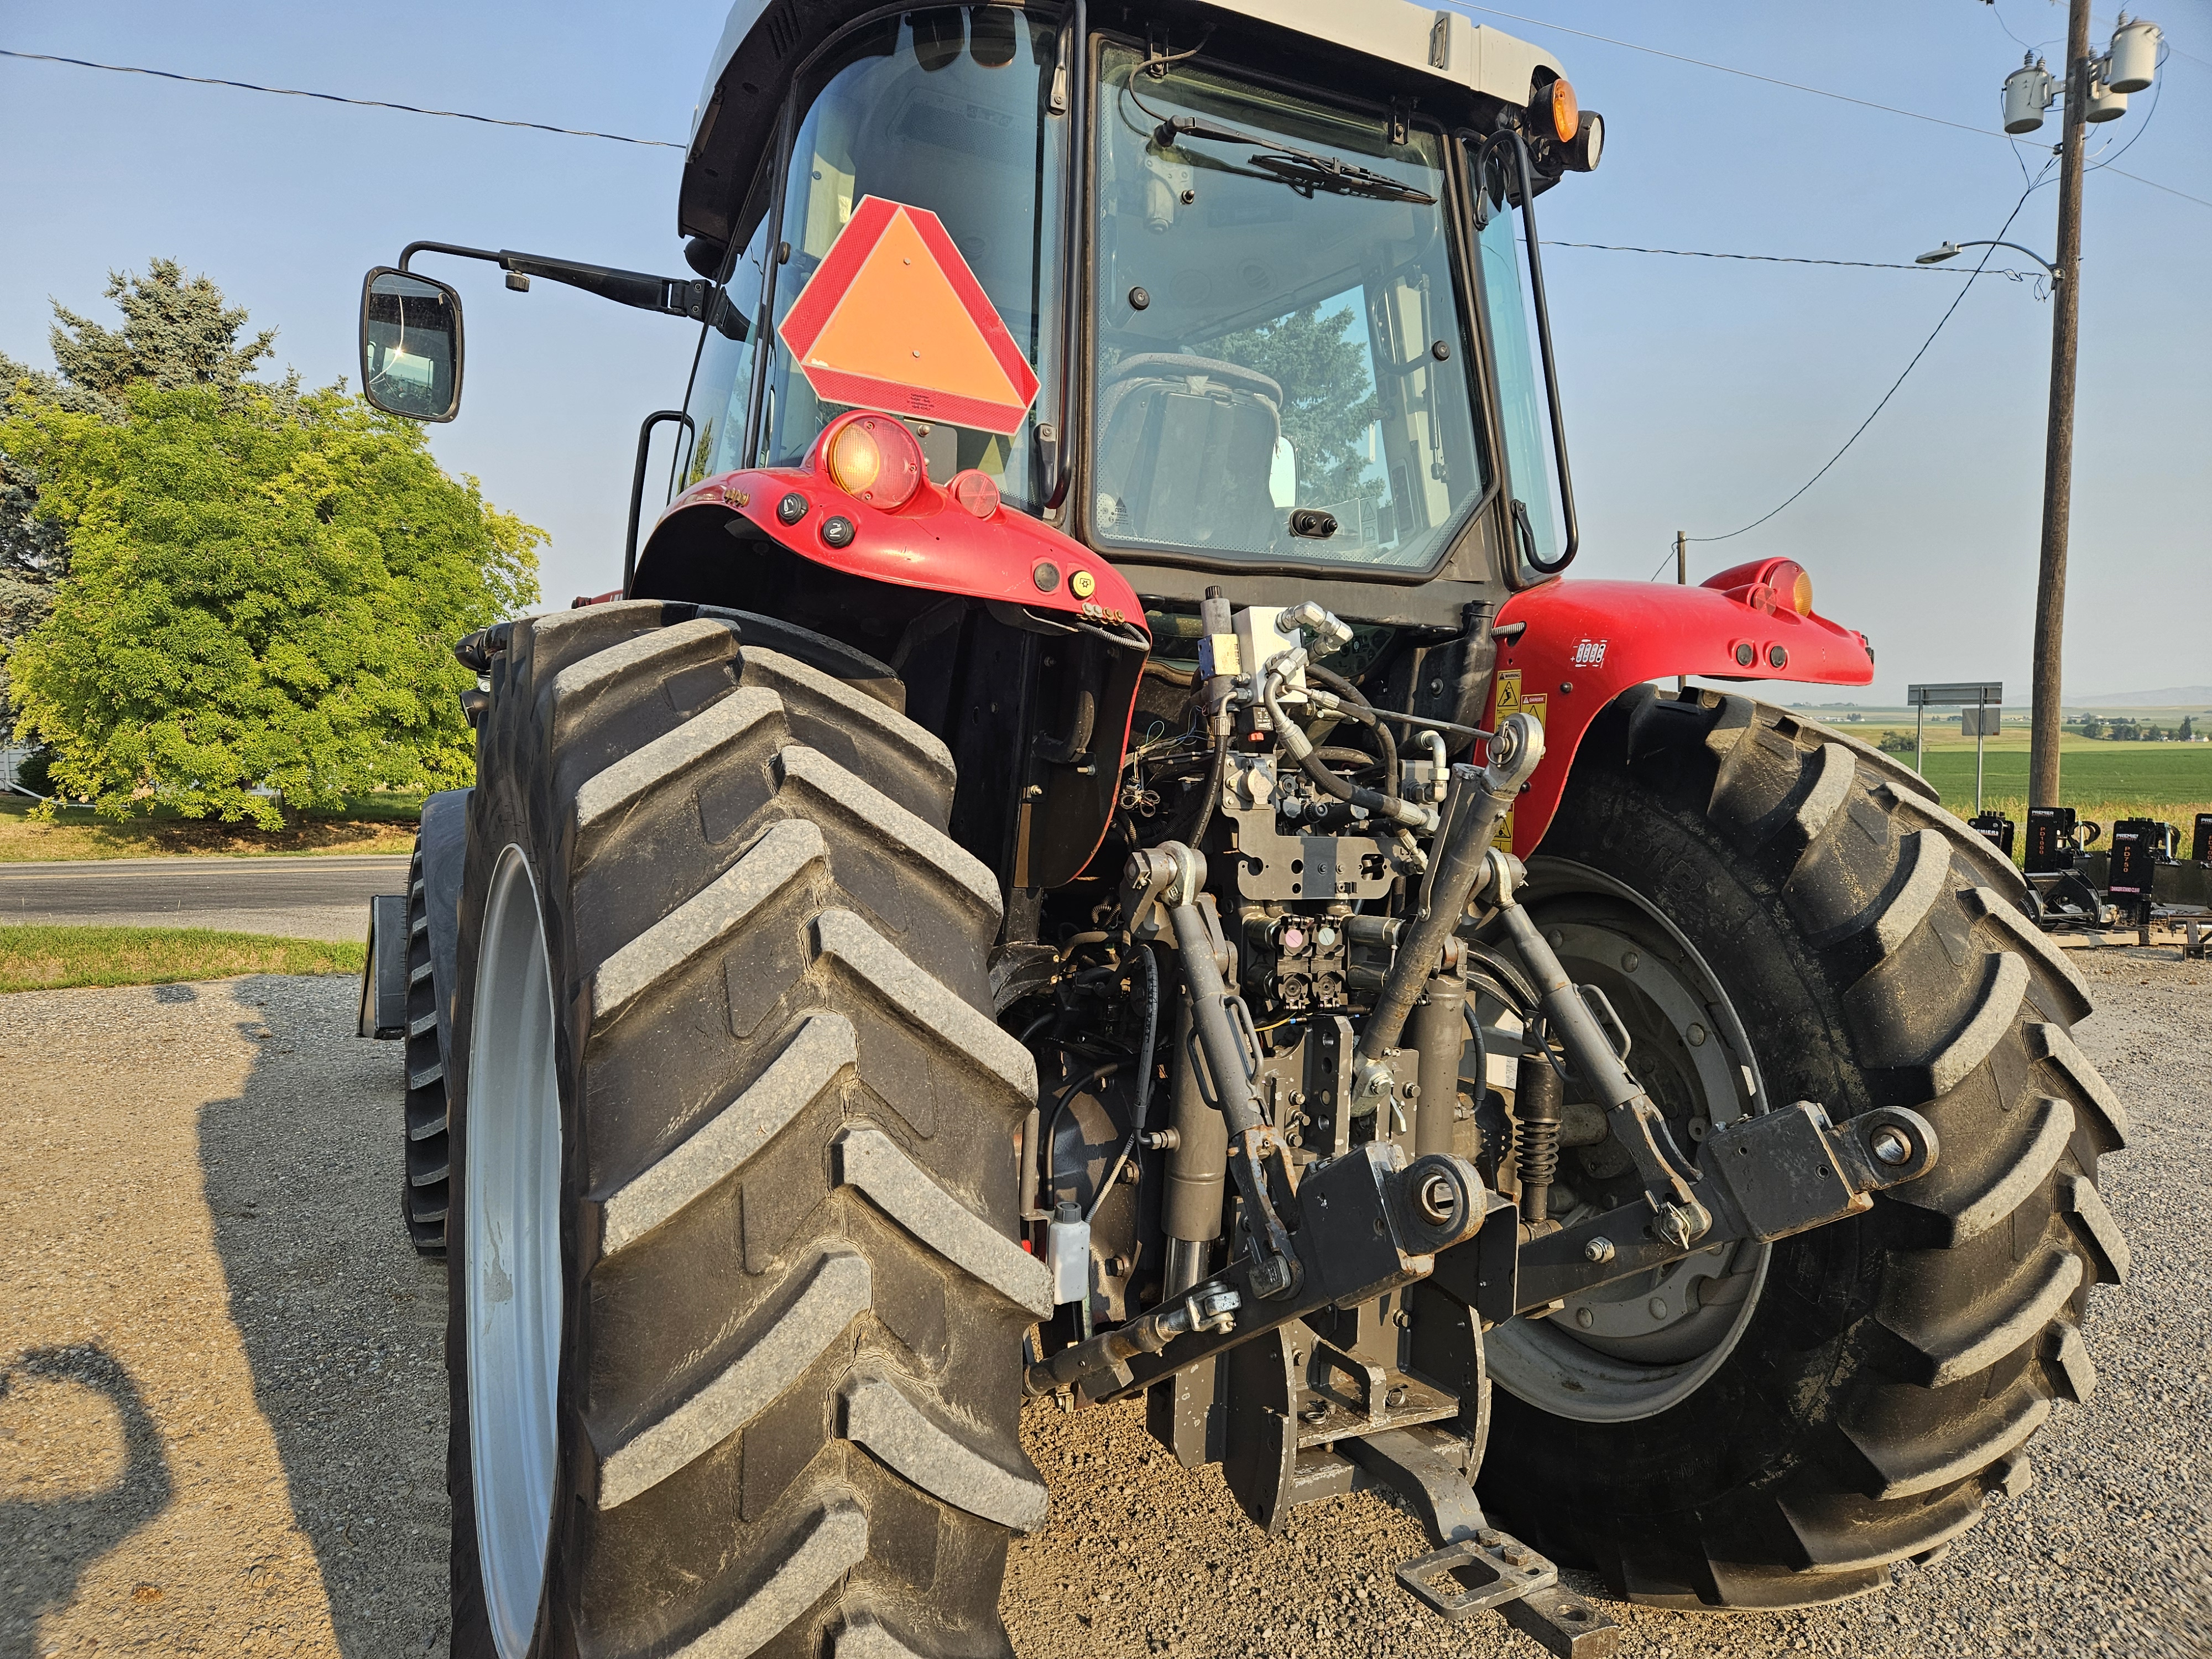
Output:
[
  {"xmin": 1264, "ymin": 672, "xmax": 1432, "ymax": 832},
  {"xmin": 1308, "ymin": 663, "xmax": 1398, "ymax": 803},
  {"xmin": 1177, "ymin": 729, "xmax": 1230, "ymax": 848}
]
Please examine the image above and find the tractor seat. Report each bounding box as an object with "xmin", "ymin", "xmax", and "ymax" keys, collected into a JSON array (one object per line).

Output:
[{"xmin": 1094, "ymin": 353, "xmax": 1284, "ymax": 554}]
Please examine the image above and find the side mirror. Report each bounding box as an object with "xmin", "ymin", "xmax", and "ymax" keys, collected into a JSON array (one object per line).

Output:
[{"xmin": 359, "ymin": 269, "xmax": 464, "ymax": 421}]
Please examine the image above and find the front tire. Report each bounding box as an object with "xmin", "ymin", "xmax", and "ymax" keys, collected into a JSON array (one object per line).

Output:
[
  {"xmin": 444, "ymin": 602, "xmax": 1050, "ymax": 1658},
  {"xmin": 1479, "ymin": 688, "xmax": 2127, "ymax": 1608}
]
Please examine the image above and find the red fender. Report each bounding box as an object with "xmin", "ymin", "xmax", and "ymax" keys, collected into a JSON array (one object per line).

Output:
[
  {"xmin": 651, "ymin": 470, "xmax": 1145, "ymax": 633},
  {"xmin": 1486, "ymin": 559, "xmax": 1874, "ymax": 855}
]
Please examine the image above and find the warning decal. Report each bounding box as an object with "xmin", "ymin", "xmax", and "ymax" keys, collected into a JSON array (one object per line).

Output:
[{"xmin": 776, "ymin": 196, "xmax": 1042, "ymax": 435}]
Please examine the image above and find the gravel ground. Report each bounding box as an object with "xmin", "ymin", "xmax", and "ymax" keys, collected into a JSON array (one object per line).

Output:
[
  {"xmin": 0, "ymin": 948, "xmax": 2203, "ymax": 1658},
  {"xmin": 0, "ymin": 974, "xmax": 446, "ymax": 1657}
]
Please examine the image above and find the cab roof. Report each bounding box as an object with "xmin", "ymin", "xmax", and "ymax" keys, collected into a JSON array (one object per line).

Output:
[{"xmin": 680, "ymin": 0, "xmax": 1564, "ymax": 249}]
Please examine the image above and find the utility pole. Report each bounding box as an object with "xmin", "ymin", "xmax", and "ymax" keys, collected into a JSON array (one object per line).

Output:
[
  {"xmin": 1675, "ymin": 530, "xmax": 1687, "ymax": 696},
  {"xmin": 2030, "ymin": 0, "xmax": 2092, "ymax": 810}
]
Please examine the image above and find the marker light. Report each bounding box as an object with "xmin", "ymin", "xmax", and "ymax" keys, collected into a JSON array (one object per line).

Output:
[
  {"xmin": 951, "ymin": 469, "xmax": 1001, "ymax": 519},
  {"xmin": 1772, "ymin": 561, "xmax": 1814, "ymax": 617},
  {"xmin": 1545, "ymin": 78, "xmax": 1578, "ymax": 145},
  {"xmin": 822, "ymin": 413, "xmax": 924, "ymax": 509}
]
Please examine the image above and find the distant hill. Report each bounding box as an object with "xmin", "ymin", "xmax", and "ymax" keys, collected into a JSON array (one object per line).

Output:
[{"xmin": 2071, "ymin": 686, "xmax": 2212, "ymax": 708}]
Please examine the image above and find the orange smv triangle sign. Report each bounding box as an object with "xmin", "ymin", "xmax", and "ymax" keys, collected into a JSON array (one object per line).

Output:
[{"xmin": 777, "ymin": 196, "xmax": 1041, "ymax": 436}]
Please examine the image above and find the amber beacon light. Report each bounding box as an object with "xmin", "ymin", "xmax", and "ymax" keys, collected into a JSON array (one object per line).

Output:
[{"xmin": 1546, "ymin": 77, "xmax": 1578, "ymax": 143}]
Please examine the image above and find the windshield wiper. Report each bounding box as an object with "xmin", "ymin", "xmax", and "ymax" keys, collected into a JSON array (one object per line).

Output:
[{"xmin": 1152, "ymin": 114, "xmax": 1435, "ymax": 206}]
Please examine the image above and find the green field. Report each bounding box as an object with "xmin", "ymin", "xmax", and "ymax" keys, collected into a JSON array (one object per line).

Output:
[{"xmin": 1787, "ymin": 716, "xmax": 2212, "ymax": 844}]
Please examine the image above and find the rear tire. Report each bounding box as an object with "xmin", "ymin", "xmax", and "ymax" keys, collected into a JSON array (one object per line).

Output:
[
  {"xmin": 403, "ymin": 834, "xmax": 452, "ymax": 1255},
  {"xmin": 1480, "ymin": 688, "xmax": 2127, "ymax": 1608},
  {"xmin": 443, "ymin": 601, "xmax": 1048, "ymax": 1658}
]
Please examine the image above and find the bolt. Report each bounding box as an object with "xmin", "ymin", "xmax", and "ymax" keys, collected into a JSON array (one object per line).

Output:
[
  {"xmin": 1648, "ymin": 1297, "xmax": 1669, "ymax": 1321},
  {"xmin": 1574, "ymin": 1306, "xmax": 1594, "ymax": 1329},
  {"xmin": 1583, "ymin": 1235, "xmax": 1615, "ymax": 1264},
  {"xmin": 1620, "ymin": 950, "xmax": 1640, "ymax": 972},
  {"xmin": 1872, "ymin": 1126, "xmax": 1913, "ymax": 1165},
  {"xmin": 1477, "ymin": 1528, "xmax": 1504, "ymax": 1548},
  {"xmin": 1394, "ymin": 1308, "xmax": 1414, "ymax": 1329},
  {"xmin": 1686, "ymin": 1022, "xmax": 1707, "ymax": 1047},
  {"xmin": 1302, "ymin": 1401, "xmax": 1330, "ymax": 1423},
  {"xmin": 1504, "ymin": 1545, "xmax": 1532, "ymax": 1567}
]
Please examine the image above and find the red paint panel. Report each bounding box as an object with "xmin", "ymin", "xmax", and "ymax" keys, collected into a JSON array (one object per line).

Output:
[
  {"xmin": 1487, "ymin": 578, "xmax": 1874, "ymax": 855},
  {"xmin": 657, "ymin": 465, "xmax": 1145, "ymax": 629}
]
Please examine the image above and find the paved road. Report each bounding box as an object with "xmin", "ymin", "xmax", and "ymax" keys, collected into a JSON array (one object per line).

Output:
[{"xmin": 0, "ymin": 854, "xmax": 407, "ymax": 942}]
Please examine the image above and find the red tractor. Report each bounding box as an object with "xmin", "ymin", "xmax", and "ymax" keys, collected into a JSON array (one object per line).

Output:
[{"xmin": 355, "ymin": 4, "xmax": 2126, "ymax": 1654}]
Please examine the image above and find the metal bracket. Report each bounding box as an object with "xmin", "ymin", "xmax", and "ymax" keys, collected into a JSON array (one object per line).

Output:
[
  {"xmin": 1070, "ymin": 1144, "xmax": 1488, "ymax": 1404},
  {"xmin": 1396, "ymin": 1534, "xmax": 1556, "ymax": 1619},
  {"xmin": 1355, "ymin": 1426, "xmax": 1622, "ymax": 1655},
  {"xmin": 1509, "ymin": 1101, "xmax": 1940, "ymax": 1312}
]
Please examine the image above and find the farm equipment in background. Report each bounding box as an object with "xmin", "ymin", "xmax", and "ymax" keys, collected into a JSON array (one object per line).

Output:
[{"xmin": 354, "ymin": 4, "xmax": 2127, "ymax": 1655}]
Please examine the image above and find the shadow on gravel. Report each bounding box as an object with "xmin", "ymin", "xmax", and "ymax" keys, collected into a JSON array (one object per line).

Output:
[
  {"xmin": 199, "ymin": 972, "xmax": 450, "ymax": 1658},
  {"xmin": 0, "ymin": 1344, "xmax": 173, "ymax": 1659}
]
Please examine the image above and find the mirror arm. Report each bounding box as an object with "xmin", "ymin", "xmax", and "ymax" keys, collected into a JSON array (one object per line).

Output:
[
  {"xmin": 397, "ymin": 241, "xmax": 738, "ymax": 328},
  {"xmin": 1470, "ymin": 131, "xmax": 1578, "ymax": 576}
]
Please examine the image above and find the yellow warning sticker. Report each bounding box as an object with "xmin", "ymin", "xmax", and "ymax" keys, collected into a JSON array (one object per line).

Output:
[{"xmin": 1493, "ymin": 669, "xmax": 1522, "ymax": 722}]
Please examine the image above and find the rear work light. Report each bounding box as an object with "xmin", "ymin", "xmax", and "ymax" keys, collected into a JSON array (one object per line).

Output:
[{"xmin": 821, "ymin": 412, "xmax": 924, "ymax": 509}]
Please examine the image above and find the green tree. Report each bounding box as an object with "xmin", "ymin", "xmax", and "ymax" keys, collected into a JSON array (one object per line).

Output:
[
  {"xmin": 2, "ymin": 260, "xmax": 303, "ymax": 724},
  {"xmin": 1204, "ymin": 301, "xmax": 1381, "ymax": 505},
  {"xmin": 2, "ymin": 382, "xmax": 540, "ymax": 826}
]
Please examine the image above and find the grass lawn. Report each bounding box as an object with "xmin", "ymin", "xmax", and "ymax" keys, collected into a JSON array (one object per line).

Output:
[
  {"xmin": 1799, "ymin": 723, "xmax": 2212, "ymax": 849},
  {"xmin": 0, "ymin": 924, "xmax": 366, "ymax": 993},
  {"xmin": 0, "ymin": 792, "xmax": 421, "ymax": 860}
]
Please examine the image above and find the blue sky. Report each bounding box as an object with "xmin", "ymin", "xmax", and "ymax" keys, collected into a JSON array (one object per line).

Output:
[{"xmin": 2, "ymin": 1, "xmax": 2205, "ymax": 702}]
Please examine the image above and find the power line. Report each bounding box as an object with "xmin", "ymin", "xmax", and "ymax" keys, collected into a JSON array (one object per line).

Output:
[
  {"xmin": 1541, "ymin": 240, "xmax": 2045, "ymax": 281},
  {"xmin": 1444, "ymin": 4, "xmax": 2012, "ymax": 141},
  {"xmin": 0, "ymin": 47, "xmax": 684, "ymax": 148},
  {"xmin": 1683, "ymin": 174, "xmax": 2048, "ymax": 547},
  {"xmin": 1442, "ymin": 4, "xmax": 2206, "ymax": 211},
  {"xmin": 2100, "ymin": 165, "xmax": 2210, "ymax": 208}
]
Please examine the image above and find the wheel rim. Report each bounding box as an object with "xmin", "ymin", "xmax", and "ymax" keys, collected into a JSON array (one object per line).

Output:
[
  {"xmin": 1476, "ymin": 858, "xmax": 1772, "ymax": 1424},
  {"xmin": 466, "ymin": 846, "xmax": 564, "ymax": 1656}
]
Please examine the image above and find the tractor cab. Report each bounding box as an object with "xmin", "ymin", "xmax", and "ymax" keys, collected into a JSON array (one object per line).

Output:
[{"xmin": 674, "ymin": 1, "xmax": 1596, "ymax": 612}]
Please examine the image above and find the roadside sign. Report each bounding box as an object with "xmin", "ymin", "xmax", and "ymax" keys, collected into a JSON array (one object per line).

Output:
[
  {"xmin": 777, "ymin": 196, "xmax": 1041, "ymax": 435},
  {"xmin": 1907, "ymin": 682, "xmax": 2002, "ymax": 810},
  {"xmin": 1907, "ymin": 682, "xmax": 2003, "ymax": 707}
]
